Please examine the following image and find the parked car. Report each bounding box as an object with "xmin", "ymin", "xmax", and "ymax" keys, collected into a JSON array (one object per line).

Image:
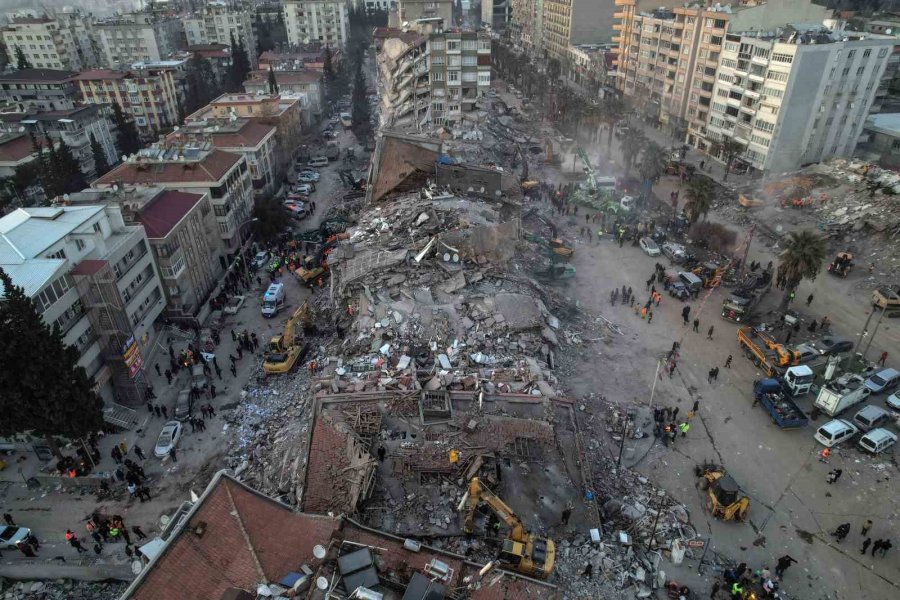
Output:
[
  {"xmin": 0, "ymin": 525, "xmax": 31, "ymax": 549},
  {"xmin": 814, "ymin": 419, "xmax": 859, "ymax": 447},
  {"xmin": 669, "ymin": 280, "xmax": 690, "ymax": 301},
  {"xmin": 639, "ymin": 237, "xmax": 661, "ymax": 257},
  {"xmin": 191, "ymin": 364, "xmax": 208, "ymax": 390},
  {"xmin": 794, "ymin": 344, "xmax": 820, "ymax": 364},
  {"xmin": 174, "ymin": 389, "xmax": 192, "ymax": 422},
  {"xmin": 154, "ymin": 421, "xmax": 183, "ymax": 458},
  {"xmin": 886, "ymin": 391, "xmax": 900, "ymax": 413},
  {"xmin": 808, "ymin": 336, "xmax": 854, "ymax": 356},
  {"xmin": 298, "ymin": 169, "xmax": 320, "ymax": 181},
  {"xmin": 297, "ymin": 174, "xmax": 318, "ymax": 184},
  {"xmin": 857, "ymin": 428, "xmax": 898, "ymax": 454},
  {"xmin": 252, "ymin": 251, "xmax": 269, "ymax": 270},
  {"xmin": 661, "ymin": 242, "xmax": 687, "ymax": 263},
  {"xmin": 865, "ymin": 368, "xmax": 900, "ymax": 394},
  {"xmin": 309, "ymin": 157, "xmax": 329, "ymax": 167},
  {"xmin": 852, "ymin": 405, "xmax": 892, "ymax": 432},
  {"xmin": 294, "ymin": 184, "xmax": 314, "ymax": 195}
]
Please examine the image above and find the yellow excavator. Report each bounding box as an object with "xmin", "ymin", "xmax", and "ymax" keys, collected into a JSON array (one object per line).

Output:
[
  {"xmin": 262, "ymin": 302, "xmax": 309, "ymax": 375},
  {"xmin": 459, "ymin": 477, "xmax": 555, "ymax": 579},
  {"xmin": 697, "ymin": 464, "xmax": 750, "ymax": 522}
]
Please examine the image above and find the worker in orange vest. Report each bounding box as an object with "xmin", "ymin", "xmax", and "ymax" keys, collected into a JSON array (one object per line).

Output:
[{"xmin": 819, "ymin": 447, "xmax": 830, "ymax": 463}]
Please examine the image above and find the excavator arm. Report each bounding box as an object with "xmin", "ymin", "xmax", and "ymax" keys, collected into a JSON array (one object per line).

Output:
[{"xmin": 463, "ymin": 477, "xmax": 527, "ymax": 541}]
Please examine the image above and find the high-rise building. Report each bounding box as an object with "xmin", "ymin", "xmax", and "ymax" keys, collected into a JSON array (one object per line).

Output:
[
  {"xmin": 283, "ymin": 0, "xmax": 350, "ymax": 47},
  {"xmin": 182, "ymin": 1, "xmax": 259, "ymax": 69},
  {"xmin": 481, "ymin": 0, "xmax": 512, "ymax": 30},
  {"xmin": 705, "ymin": 31, "xmax": 894, "ymax": 173},
  {"xmin": 94, "ymin": 13, "xmax": 184, "ymax": 69},
  {"xmin": 613, "ymin": 0, "xmax": 832, "ymax": 143},
  {"xmin": 1, "ymin": 16, "xmax": 83, "ymax": 71},
  {"xmin": 510, "ymin": 0, "xmax": 544, "ymax": 52},
  {"xmin": 0, "ymin": 69, "xmax": 79, "ymax": 112},
  {"xmin": 397, "ymin": 0, "xmax": 454, "ymax": 25},
  {"xmin": 543, "ymin": 0, "xmax": 616, "ymax": 62}
]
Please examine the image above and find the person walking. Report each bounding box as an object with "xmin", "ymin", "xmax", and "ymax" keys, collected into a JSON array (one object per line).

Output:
[
  {"xmin": 16, "ymin": 540, "xmax": 36, "ymax": 557},
  {"xmin": 862, "ymin": 519, "xmax": 873, "ymax": 536},
  {"xmin": 3, "ymin": 513, "xmax": 15, "ymax": 526},
  {"xmin": 861, "ymin": 538, "xmax": 872, "ymax": 554},
  {"xmin": 708, "ymin": 368, "xmax": 715, "ymax": 384},
  {"xmin": 775, "ymin": 555, "xmax": 797, "ymax": 577},
  {"xmin": 880, "ymin": 539, "xmax": 892, "ymax": 556},
  {"xmin": 134, "ymin": 445, "xmax": 145, "ymax": 461},
  {"xmin": 879, "ymin": 351, "xmax": 888, "ymax": 367},
  {"xmin": 806, "ymin": 294, "xmax": 814, "ymax": 306},
  {"xmin": 725, "ymin": 354, "xmax": 732, "ymax": 368},
  {"xmin": 707, "ymin": 325, "xmax": 714, "ymax": 339},
  {"xmin": 154, "ymin": 363, "xmax": 161, "ymax": 376},
  {"xmin": 68, "ymin": 532, "xmax": 87, "ymax": 554},
  {"xmin": 710, "ymin": 579, "xmax": 721, "ymax": 599},
  {"xmin": 871, "ymin": 539, "xmax": 884, "ymax": 556},
  {"xmin": 111, "ymin": 446, "xmax": 122, "ymax": 464},
  {"xmin": 161, "ymin": 405, "xmax": 168, "ymax": 419},
  {"xmin": 833, "ymin": 522, "xmax": 851, "ymax": 542},
  {"xmin": 132, "ymin": 526, "xmax": 147, "ymax": 541},
  {"xmin": 561, "ymin": 505, "xmax": 572, "ymax": 526},
  {"xmin": 169, "ymin": 447, "xmax": 177, "ymax": 463},
  {"xmin": 693, "ymin": 318, "xmax": 700, "ymax": 333},
  {"xmin": 679, "ymin": 422, "xmax": 690, "ymax": 437},
  {"xmin": 826, "ymin": 469, "xmax": 843, "ymax": 484},
  {"xmin": 164, "ymin": 369, "xmax": 172, "ymax": 385},
  {"xmin": 230, "ymin": 363, "xmax": 237, "ymax": 377}
]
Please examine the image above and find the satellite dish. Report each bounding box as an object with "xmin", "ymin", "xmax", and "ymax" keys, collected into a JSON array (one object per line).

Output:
[
  {"xmin": 63, "ymin": 194, "xmax": 70, "ymax": 201},
  {"xmin": 174, "ymin": 125, "xmax": 180, "ymax": 131},
  {"xmin": 122, "ymin": 155, "xmax": 128, "ymax": 162},
  {"xmin": 313, "ymin": 544, "xmax": 326, "ymax": 559},
  {"xmin": 17, "ymin": 126, "xmax": 25, "ymax": 133},
  {"xmin": 315, "ymin": 577, "xmax": 329, "ymax": 590},
  {"xmin": 113, "ymin": 184, "xmax": 119, "ymax": 192}
]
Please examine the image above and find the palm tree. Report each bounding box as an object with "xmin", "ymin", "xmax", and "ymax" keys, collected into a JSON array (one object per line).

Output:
[
  {"xmin": 777, "ymin": 230, "xmax": 827, "ymax": 314},
  {"xmin": 621, "ymin": 129, "xmax": 647, "ymax": 177},
  {"xmin": 715, "ymin": 138, "xmax": 745, "ymax": 181},
  {"xmin": 639, "ymin": 142, "xmax": 667, "ymax": 186},
  {"xmin": 601, "ymin": 95, "xmax": 625, "ymax": 150},
  {"xmin": 684, "ymin": 177, "xmax": 714, "ymax": 223}
]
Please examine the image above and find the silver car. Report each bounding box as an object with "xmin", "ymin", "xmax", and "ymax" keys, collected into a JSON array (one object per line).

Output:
[
  {"xmin": 154, "ymin": 421, "xmax": 183, "ymax": 458},
  {"xmin": 0, "ymin": 525, "xmax": 31, "ymax": 549}
]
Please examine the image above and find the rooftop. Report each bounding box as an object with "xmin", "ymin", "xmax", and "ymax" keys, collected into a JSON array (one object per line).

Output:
[
  {"xmin": 0, "ymin": 133, "xmax": 40, "ymax": 164},
  {"xmin": 136, "ymin": 190, "xmax": 206, "ymax": 239},
  {"xmin": 72, "ymin": 70, "xmax": 128, "ymax": 81},
  {"xmin": 245, "ymin": 69, "xmax": 322, "ymax": 86},
  {"xmin": 93, "ymin": 148, "xmax": 242, "ymax": 186},
  {"xmin": 866, "ymin": 112, "xmax": 900, "ymax": 136},
  {"xmin": 0, "ymin": 69, "xmax": 77, "ymax": 83},
  {"xmin": 170, "ymin": 119, "xmax": 277, "ymax": 149}
]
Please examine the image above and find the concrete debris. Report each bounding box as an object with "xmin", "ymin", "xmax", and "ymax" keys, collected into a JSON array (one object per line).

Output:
[{"xmin": 0, "ymin": 579, "xmax": 126, "ymax": 600}]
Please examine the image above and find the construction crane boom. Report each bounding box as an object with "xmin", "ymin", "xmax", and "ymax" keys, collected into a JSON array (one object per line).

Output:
[{"xmin": 463, "ymin": 477, "xmax": 526, "ymax": 541}]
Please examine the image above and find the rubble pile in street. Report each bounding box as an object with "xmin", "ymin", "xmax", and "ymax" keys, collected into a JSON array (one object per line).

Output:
[{"xmin": 0, "ymin": 579, "xmax": 126, "ymax": 600}]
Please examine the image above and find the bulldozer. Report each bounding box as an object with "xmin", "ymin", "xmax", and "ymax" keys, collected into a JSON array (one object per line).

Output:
[
  {"xmin": 692, "ymin": 262, "xmax": 723, "ymax": 288},
  {"xmin": 459, "ymin": 477, "xmax": 555, "ymax": 579},
  {"xmin": 262, "ymin": 302, "xmax": 310, "ymax": 375},
  {"xmin": 827, "ymin": 252, "xmax": 853, "ymax": 277},
  {"xmin": 292, "ymin": 255, "xmax": 329, "ymax": 287},
  {"xmin": 696, "ymin": 464, "xmax": 750, "ymax": 522}
]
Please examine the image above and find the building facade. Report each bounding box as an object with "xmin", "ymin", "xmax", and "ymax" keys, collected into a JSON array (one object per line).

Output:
[
  {"xmin": 510, "ymin": 0, "xmax": 544, "ymax": 52},
  {"xmin": 481, "ymin": 0, "xmax": 512, "ymax": 30},
  {"xmin": 93, "ymin": 144, "xmax": 253, "ymax": 262},
  {"xmin": 705, "ymin": 32, "xmax": 894, "ymax": 173},
  {"xmin": 1, "ymin": 16, "xmax": 83, "ymax": 71},
  {"xmin": 0, "ymin": 69, "xmax": 78, "ymax": 112},
  {"xmin": 242, "ymin": 69, "xmax": 324, "ymax": 118},
  {"xmin": 543, "ymin": 0, "xmax": 616, "ymax": 61},
  {"xmin": 94, "ymin": 13, "xmax": 184, "ymax": 69},
  {"xmin": 428, "ymin": 29, "xmax": 492, "ymax": 126},
  {"xmin": 183, "ymin": 1, "xmax": 259, "ymax": 69},
  {"xmin": 283, "ymin": 0, "xmax": 350, "ymax": 47},
  {"xmin": 74, "ymin": 67, "xmax": 182, "ymax": 138},
  {"xmin": 0, "ymin": 204, "xmax": 165, "ymax": 406},
  {"xmin": 397, "ymin": 0, "xmax": 454, "ymax": 24}
]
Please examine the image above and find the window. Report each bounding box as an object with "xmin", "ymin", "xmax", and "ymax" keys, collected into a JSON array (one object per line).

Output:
[
  {"xmin": 432, "ymin": 71, "xmax": 444, "ymax": 81},
  {"xmin": 717, "ymin": 89, "xmax": 729, "ymax": 98},
  {"xmin": 431, "ymin": 55, "xmax": 444, "ymax": 66},
  {"xmin": 753, "ymin": 47, "xmax": 770, "ymax": 59},
  {"xmin": 462, "ymin": 40, "xmax": 476, "ymax": 50},
  {"xmin": 462, "ymin": 71, "xmax": 477, "ymax": 82},
  {"xmin": 430, "ymin": 40, "xmax": 444, "ymax": 51},
  {"xmin": 772, "ymin": 53, "xmax": 793, "ymax": 63},
  {"xmin": 750, "ymin": 134, "xmax": 770, "ymax": 147},
  {"xmin": 879, "ymin": 47, "xmax": 889, "ymax": 58},
  {"xmin": 857, "ymin": 66, "xmax": 865, "ymax": 75},
  {"xmin": 448, "ymin": 71, "xmax": 459, "ymax": 83},
  {"xmin": 892, "ymin": 139, "xmax": 900, "ymax": 150},
  {"xmin": 462, "ymin": 55, "xmax": 476, "ymax": 66},
  {"xmin": 768, "ymin": 71, "xmax": 789, "ymax": 82},
  {"xmin": 712, "ymin": 101, "xmax": 727, "ymax": 113},
  {"xmin": 447, "ymin": 40, "xmax": 460, "ymax": 51},
  {"xmin": 477, "ymin": 72, "xmax": 490, "ymax": 85},
  {"xmin": 848, "ymin": 50, "xmax": 856, "ymax": 59},
  {"xmin": 864, "ymin": 49, "xmax": 872, "ymax": 58},
  {"xmin": 755, "ymin": 119, "xmax": 775, "ymax": 133},
  {"xmin": 762, "ymin": 87, "xmax": 783, "ymax": 99},
  {"xmin": 75, "ymin": 239, "xmax": 85, "ymax": 251},
  {"xmin": 717, "ymin": 72, "xmax": 733, "ymax": 83},
  {"xmin": 842, "ymin": 67, "xmax": 850, "ymax": 76},
  {"xmin": 46, "ymin": 249, "xmax": 66, "ymax": 260}
]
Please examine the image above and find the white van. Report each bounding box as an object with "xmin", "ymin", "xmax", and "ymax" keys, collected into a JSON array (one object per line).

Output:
[
  {"xmin": 852, "ymin": 405, "xmax": 892, "ymax": 432},
  {"xmin": 308, "ymin": 156, "xmax": 329, "ymax": 167},
  {"xmin": 261, "ymin": 282, "xmax": 285, "ymax": 318},
  {"xmin": 857, "ymin": 428, "xmax": 897, "ymax": 454},
  {"xmin": 814, "ymin": 419, "xmax": 859, "ymax": 447}
]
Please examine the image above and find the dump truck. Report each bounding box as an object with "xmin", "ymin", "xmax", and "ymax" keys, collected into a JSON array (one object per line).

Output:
[
  {"xmin": 814, "ymin": 373, "xmax": 872, "ymax": 417},
  {"xmin": 753, "ymin": 378, "xmax": 809, "ymax": 429},
  {"xmin": 721, "ymin": 268, "xmax": 773, "ymax": 323},
  {"xmin": 737, "ymin": 326, "xmax": 800, "ymax": 377}
]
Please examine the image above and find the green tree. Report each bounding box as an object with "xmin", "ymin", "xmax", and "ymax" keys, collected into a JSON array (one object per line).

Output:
[
  {"xmin": 620, "ymin": 128, "xmax": 647, "ymax": 177},
  {"xmin": 601, "ymin": 95, "xmax": 625, "ymax": 150},
  {"xmin": 351, "ymin": 62, "xmax": 371, "ymax": 138},
  {"xmin": 0, "ymin": 268, "xmax": 105, "ymax": 455},
  {"xmin": 714, "ymin": 137, "xmax": 746, "ymax": 181},
  {"xmin": 267, "ymin": 66, "xmax": 279, "ymax": 94},
  {"xmin": 250, "ymin": 195, "xmax": 289, "ymax": 243},
  {"xmin": 547, "ymin": 58, "xmax": 561, "ymax": 82},
  {"xmin": 55, "ymin": 139, "xmax": 87, "ymax": 194},
  {"xmin": 777, "ymin": 231, "xmax": 827, "ymax": 314},
  {"xmin": 226, "ymin": 32, "xmax": 251, "ymax": 93},
  {"xmin": 111, "ymin": 102, "xmax": 141, "ymax": 156},
  {"xmin": 184, "ymin": 55, "xmax": 221, "ymax": 114},
  {"xmin": 639, "ymin": 142, "xmax": 667, "ymax": 186},
  {"xmin": 90, "ymin": 133, "xmax": 109, "ymax": 178},
  {"xmin": 14, "ymin": 46, "xmax": 31, "ymax": 70},
  {"xmin": 684, "ymin": 176, "xmax": 715, "ymax": 223},
  {"xmin": 30, "ymin": 134, "xmax": 49, "ymax": 196}
]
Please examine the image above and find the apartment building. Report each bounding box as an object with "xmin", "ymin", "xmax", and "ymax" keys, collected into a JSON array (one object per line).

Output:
[
  {"xmin": 93, "ymin": 143, "xmax": 253, "ymax": 262},
  {"xmin": 613, "ymin": 0, "xmax": 832, "ymax": 142},
  {"xmin": 74, "ymin": 67, "xmax": 182, "ymax": 138},
  {"xmin": 185, "ymin": 93, "xmax": 307, "ymax": 175},
  {"xmin": 705, "ymin": 31, "xmax": 894, "ymax": 173},
  {"xmin": 1, "ymin": 16, "xmax": 83, "ymax": 71},
  {"xmin": 397, "ymin": 0, "xmax": 454, "ymax": 24},
  {"xmin": 428, "ymin": 29, "xmax": 492, "ymax": 126},
  {"xmin": 283, "ymin": 0, "xmax": 350, "ymax": 47},
  {"xmin": 182, "ymin": 1, "xmax": 259, "ymax": 69},
  {"xmin": 481, "ymin": 0, "xmax": 512, "ymax": 30},
  {"xmin": 69, "ymin": 186, "xmax": 225, "ymax": 322},
  {"xmin": 543, "ymin": 0, "xmax": 616, "ymax": 62},
  {"xmin": 94, "ymin": 13, "xmax": 184, "ymax": 69},
  {"xmin": 0, "ymin": 204, "xmax": 165, "ymax": 406},
  {"xmin": 0, "ymin": 69, "xmax": 78, "ymax": 112},
  {"xmin": 1, "ymin": 105, "xmax": 119, "ymax": 178},
  {"xmin": 510, "ymin": 0, "xmax": 544, "ymax": 51},
  {"xmin": 169, "ymin": 118, "xmax": 278, "ymax": 195},
  {"xmin": 243, "ymin": 69, "xmax": 324, "ymax": 118}
]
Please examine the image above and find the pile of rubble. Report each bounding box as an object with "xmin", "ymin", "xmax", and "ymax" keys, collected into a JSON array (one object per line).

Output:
[{"xmin": 0, "ymin": 579, "xmax": 126, "ymax": 600}]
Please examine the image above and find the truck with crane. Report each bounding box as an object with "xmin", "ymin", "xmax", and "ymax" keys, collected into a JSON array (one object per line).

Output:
[
  {"xmin": 459, "ymin": 477, "xmax": 555, "ymax": 579},
  {"xmin": 262, "ymin": 303, "xmax": 310, "ymax": 375},
  {"xmin": 737, "ymin": 326, "xmax": 800, "ymax": 377},
  {"xmin": 721, "ymin": 267, "xmax": 773, "ymax": 323}
]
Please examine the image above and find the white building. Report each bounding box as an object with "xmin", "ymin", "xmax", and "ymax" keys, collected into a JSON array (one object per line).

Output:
[
  {"xmin": 707, "ymin": 29, "xmax": 896, "ymax": 173},
  {"xmin": 283, "ymin": 0, "xmax": 350, "ymax": 47},
  {"xmin": 183, "ymin": 2, "xmax": 259, "ymax": 69},
  {"xmin": 94, "ymin": 13, "xmax": 184, "ymax": 69},
  {"xmin": 1, "ymin": 15, "xmax": 83, "ymax": 71},
  {"xmin": 0, "ymin": 204, "xmax": 166, "ymax": 407}
]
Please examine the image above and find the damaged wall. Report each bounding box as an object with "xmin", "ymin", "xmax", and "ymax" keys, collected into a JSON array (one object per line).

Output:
[
  {"xmin": 442, "ymin": 218, "xmax": 521, "ymax": 264},
  {"xmin": 435, "ymin": 163, "xmax": 504, "ymax": 199}
]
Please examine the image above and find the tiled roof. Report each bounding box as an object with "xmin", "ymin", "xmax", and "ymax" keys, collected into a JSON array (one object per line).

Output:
[
  {"xmin": 72, "ymin": 70, "xmax": 128, "ymax": 81},
  {"xmin": 93, "ymin": 149, "xmax": 241, "ymax": 186},
  {"xmin": 70, "ymin": 259, "xmax": 107, "ymax": 276},
  {"xmin": 0, "ymin": 134, "xmax": 39, "ymax": 164},
  {"xmin": 302, "ymin": 417, "xmax": 353, "ymax": 514},
  {"xmin": 0, "ymin": 69, "xmax": 76, "ymax": 82},
  {"xmin": 209, "ymin": 121, "xmax": 276, "ymax": 149},
  {"xmin": 136, "ymin": 191, "xmax": 205, "ymax": 238},
  {"xmin": 123, "ymin": 472, "xmax": 341, "ymax": 600}
]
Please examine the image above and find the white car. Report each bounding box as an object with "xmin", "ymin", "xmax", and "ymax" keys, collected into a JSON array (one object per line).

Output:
[
  {"xmin": 154, "ymin": 421, "xmax": 183, "ymax": 458},
  {"xmin": 886, "ymin": 391, "xmax": 900, "ymax": 414},
  {"xmin": 814, "ymin": 419, "xmax": 859, "ymax": 448},
  {"xmin": 297, "ymin": 174, "xmax": 318, "ymax": 184},
  {"xmin": 639, "ymin": 237, "xmax": 661, "ymax": 257},
  {"xmin": 252, "ymin": 251, "xmax": 269, "ymax": 270},
  {"xmin": 0, "ymin": 525, "xmax": 31, "ymax": 549}
]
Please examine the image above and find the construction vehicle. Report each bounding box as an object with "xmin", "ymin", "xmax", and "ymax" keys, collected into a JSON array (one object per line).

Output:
[
  {"xmin": 737, "ymin": 326, "xmax": 800, "ymax": 377},
  {"xmin": 262, "ymin": 303, "xmax": 310, "ymax": 375},
  {"xmin": 459, "ymin": 477, "xmax": 555, "ymax": 579},
  {"xmin": 721, "ymin": 267, "xmax": 772, "ymax": 323},
  {"xmin": 827, "ymin": 252, "xmax": 853, "ymax": 277},
  {"xmin": 696, "ymin": 464, "xmax": 750, "ymax": 521},
  {"xmin": 692, "ymin": 262, "xmax": 723, "ymax": 288},
  {"xmin": 753, "ymin": 379, "xmax": 809, "ymax": 429},
  {"xmin": 522, "ymin": 209, "xmax": 575, "ymax": 261},
  {"xmin": 292, "ymin": 255, "xmax": 329, "ymax": 287}
]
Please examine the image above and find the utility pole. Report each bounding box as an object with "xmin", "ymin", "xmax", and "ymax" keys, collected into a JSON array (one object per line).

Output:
[
  {"xmin": 862, "ymin": 305, "xmax": 887, "ymax": 360},
  {"xmin": 852, "ymin": 307, "xmax": 878, "ymax": 356},
  {"xmin": 616, "ymin": 409, "xmax": 635, "ymax": 469},
  {"xmin": 647, "ymin": 489, "xmax": 667, "ymax": 550}
]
